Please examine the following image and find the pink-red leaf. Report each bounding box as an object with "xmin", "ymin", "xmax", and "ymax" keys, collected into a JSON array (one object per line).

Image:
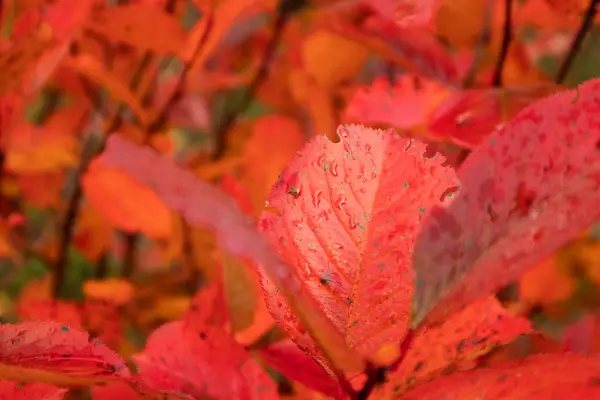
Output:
[
  {"xmin": 412, "ymin": 77, "xmax": 600, "ymax": 326},
  {"xmin": 133, "ymin": 320, "xmax": 278, "ymax": 400},
  {"xmin": 97, "ymin": 136, "xmax": 363, "ymax": 373},
  {"xmin": 0, "ymin": 381, "xmax": 67, "ymax": 400},
  {"xmin": 0, "ymin": 321, "xmax": 128, "ymax": 386},
  {"xmin": 399, "ymin": 353, "xmax": 600, "ymax": 400},
  {"xmin": 258, "ymin": 125, "xmax": 458, "ymax": 367}
]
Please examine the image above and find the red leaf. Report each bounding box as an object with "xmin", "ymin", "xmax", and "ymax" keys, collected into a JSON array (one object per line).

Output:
[
  {"xmin": 344, "ymin": 76, "xmax": 447, "ymax": 130},
  {"xmin": 399, "ymin": 353, "xmax": 600, "ymax": 400},
  {"xmin": 133, "ymin": 321, "xmax": 278, "ymax": 400},
  {"xmin": 98, "ymin": 135, "xmax": 362, "ymax": 373},
  {"xmin": 258, "ymin": 125, "xmax": 458, "ymax": 366},
  {"xmin": 0, "ymin": 380, "xmax": 67, "ymax": 400},
  {"xmin": 258, "ymin": 339, "xmax": 341, "ymax": 398},
  {"xmin": 380, "ymin": 297, "xmax": 531, "ymax": 396},
  {"xmin": 0, "ymin": 321, "xmax": 128, "ymax": 386},
  {"xmin": 412, "ymin": 77, "xmax": 600, "ymax": 326},
  {"xmin": 427, "ymin": 85, "xmax": 561, "ymax": 148},
  {"xmin": 367, "ymin": 0, "xmax": 441, "ymax": 27}
]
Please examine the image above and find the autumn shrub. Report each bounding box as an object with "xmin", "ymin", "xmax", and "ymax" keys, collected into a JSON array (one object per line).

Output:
[{"xmin": 1, "ymin": 0, "xmax": 600, "ymax": 399}]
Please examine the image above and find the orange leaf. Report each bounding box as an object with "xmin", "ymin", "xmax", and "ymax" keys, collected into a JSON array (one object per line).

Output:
[
  {"xmin": 82, "ymin": 160, "xmax": 172, "ymax": 239},
  {"xmin": 83, "ymin": 279, "xmax": 135, "ymax": 306},
  {"xmin": 242, "ymin": 115, "xmax": 305, "ymax": 213},
  {"xmin": 5, "ymin": 122, "xmax": 78, "ymax": 173},
  {"xmin": 301, "ymin": 30, "xmax": 368, "ymax": 91},
  {"xmin": 519, "ymin": 255, "xmax": 575, "ymax": 306},
  {"xmin": 64, "ymin": 54, "xmax": 150, "ymax": 126},
  {"xmin": 85, "ymin": 4, "xmax": 187, "ymax": 55}
]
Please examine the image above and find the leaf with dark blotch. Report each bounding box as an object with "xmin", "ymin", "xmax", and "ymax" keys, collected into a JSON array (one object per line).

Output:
[
  {"xmin": 0, "ymin": 321, "xmax": 129, "ymax": 386},
  {"xmin": 412, "ymin": 77, "xmax": 600, "ymax": 327}
]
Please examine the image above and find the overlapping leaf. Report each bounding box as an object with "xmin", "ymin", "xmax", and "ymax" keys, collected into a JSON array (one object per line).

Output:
[
  {"xmin": 412, "ymin": 77, "xmax": 600, "ymax": 326},
  {"xmin": 258, "ymin": 125, "xmax": 458, "ymax": 367},
  {"xmin": 0, "ymin": 321, "xmax": 128, "ymax": 386},
  {"xmin": 378, "ymin": 296, "xmax": 531, "ymax": 396},
  {"xmin": 132, "ymin": 285, "xmax": 279, "ymax": 400}
]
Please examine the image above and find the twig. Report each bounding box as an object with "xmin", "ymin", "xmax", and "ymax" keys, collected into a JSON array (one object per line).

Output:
[
  {"xmin": 463, "ymin": 0, "xmax": 495, "ymax": 88},
  {"xmin": 145, "ymin": 13, "xmax": 214, "ymax": 135},
  {"xmin": 555, "ymin": 0, "xmax": 600, "ymax": 84},
  {"xmin": 211, "ymin": 0, "xmax": 302, "ymax": 160},
  {"xmin": 121, "ymin": 233, "xmax": 139, "ymax": 278},
  {"xmin": 52, "ymin": 51, "xmax": 155, "ymax": 297},
  {"xmin": 356, "ymin": 364, "xmax": 386, "ymax": 400},
  {"xmin": 355, "ymin": 330, "xmax": 415, "ymax": 399},
  {"xmin": 491, "ymin": 0, "xmax": 513, "ymax": 87}
]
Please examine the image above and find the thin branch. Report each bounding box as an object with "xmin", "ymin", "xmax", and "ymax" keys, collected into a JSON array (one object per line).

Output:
[
  {"xmin": 52, "ymin": 51, "xmax": 154, "ymax": 298},
  {"xmin": 211, "ymin": 1, "xmax": 299, "ymax": 160},
  {"xmin": 356, "ymin": 364, "xmax": 386, "ymax": 400},
  {"xmin": 121, "ymin": 233, "xmax": 139, "ymax": 278},
  {"xmin": 555, "ymin": 0, "xmax": 600, "ymax": 84},
  {"xmin": 491, "ymin": 0, "xmax": 513, "ymax": 87},
  {"xmin": 145, "ymin": 13, "xmax": 214, "ymax": 135}
]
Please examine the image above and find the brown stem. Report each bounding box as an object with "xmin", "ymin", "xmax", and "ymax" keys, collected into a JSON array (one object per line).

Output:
[
  {"xmin": 555, "ymin": 0, "xmax": 600, "ymax": 84},
  {"xmin": 491, "ymin": 0, "xmax": 513, "ymax": 87}
]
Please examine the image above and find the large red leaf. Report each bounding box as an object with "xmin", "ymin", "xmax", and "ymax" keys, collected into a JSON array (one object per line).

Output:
[
  {"xmin": 0, "ymin": 381, "xmax": 66, "ymax": 400},
  {"xmin": 132, "ymin": 320, "xmax": 279, "ymax": 400},
  {"xmin": 258, "ymin": 125, "xmax": 458, "ymax": 367},
  {"xmin": 412, "ymin": 77, "xmax": 600, "ymax": 326},
  {"xmin": 98, "ymin": 134, "xmax": 363, "ymax": 373},
  {"xmin": 399, "ymin": 353, "xmax": 600, "ymax": 400},
  {"xmin": 0, "ymin": 321, "xmax": 128, "ymax": 386},
  {"xmin": 379, "ymin": 296, "xmax": 531, "ymax": 396}
]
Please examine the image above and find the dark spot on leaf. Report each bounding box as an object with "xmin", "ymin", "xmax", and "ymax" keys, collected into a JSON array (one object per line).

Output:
[
  {"xmin": 199, "ymin": 332, "xmax": 207, "ymax": 340},
  {"xmin": 60, "ymin": 325, "xmax": 69, "ymax": 332},
  {"xmin": 413, "ymin": 361, "xmax": 424, "ymax": 372}
]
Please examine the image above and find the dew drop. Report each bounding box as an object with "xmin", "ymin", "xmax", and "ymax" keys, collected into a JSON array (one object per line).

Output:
[
  {"xmin": 317, "ymin": 154, "xmax": 326, "ymax": 166},
  {"xmin": 348, "ymin": 215, "xmax": 358, "ymax": 230},
  {"xmin": 292, "ymin": 219, "xmax": 303, "ymax": 228},
  {"xmin": 312, "ymin": 190, "xmax": 323, "ymax": 207},
  {"xmin": 343, "ymin": 141, "xmax": 354, "ymax": 154},
  {"xmin": 336, "ymin": 196, "xmax": 347, "ymax": 209},
  {"xmin": 330, "ymin": 162, "xmax": 339, "ymax": 177}
]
